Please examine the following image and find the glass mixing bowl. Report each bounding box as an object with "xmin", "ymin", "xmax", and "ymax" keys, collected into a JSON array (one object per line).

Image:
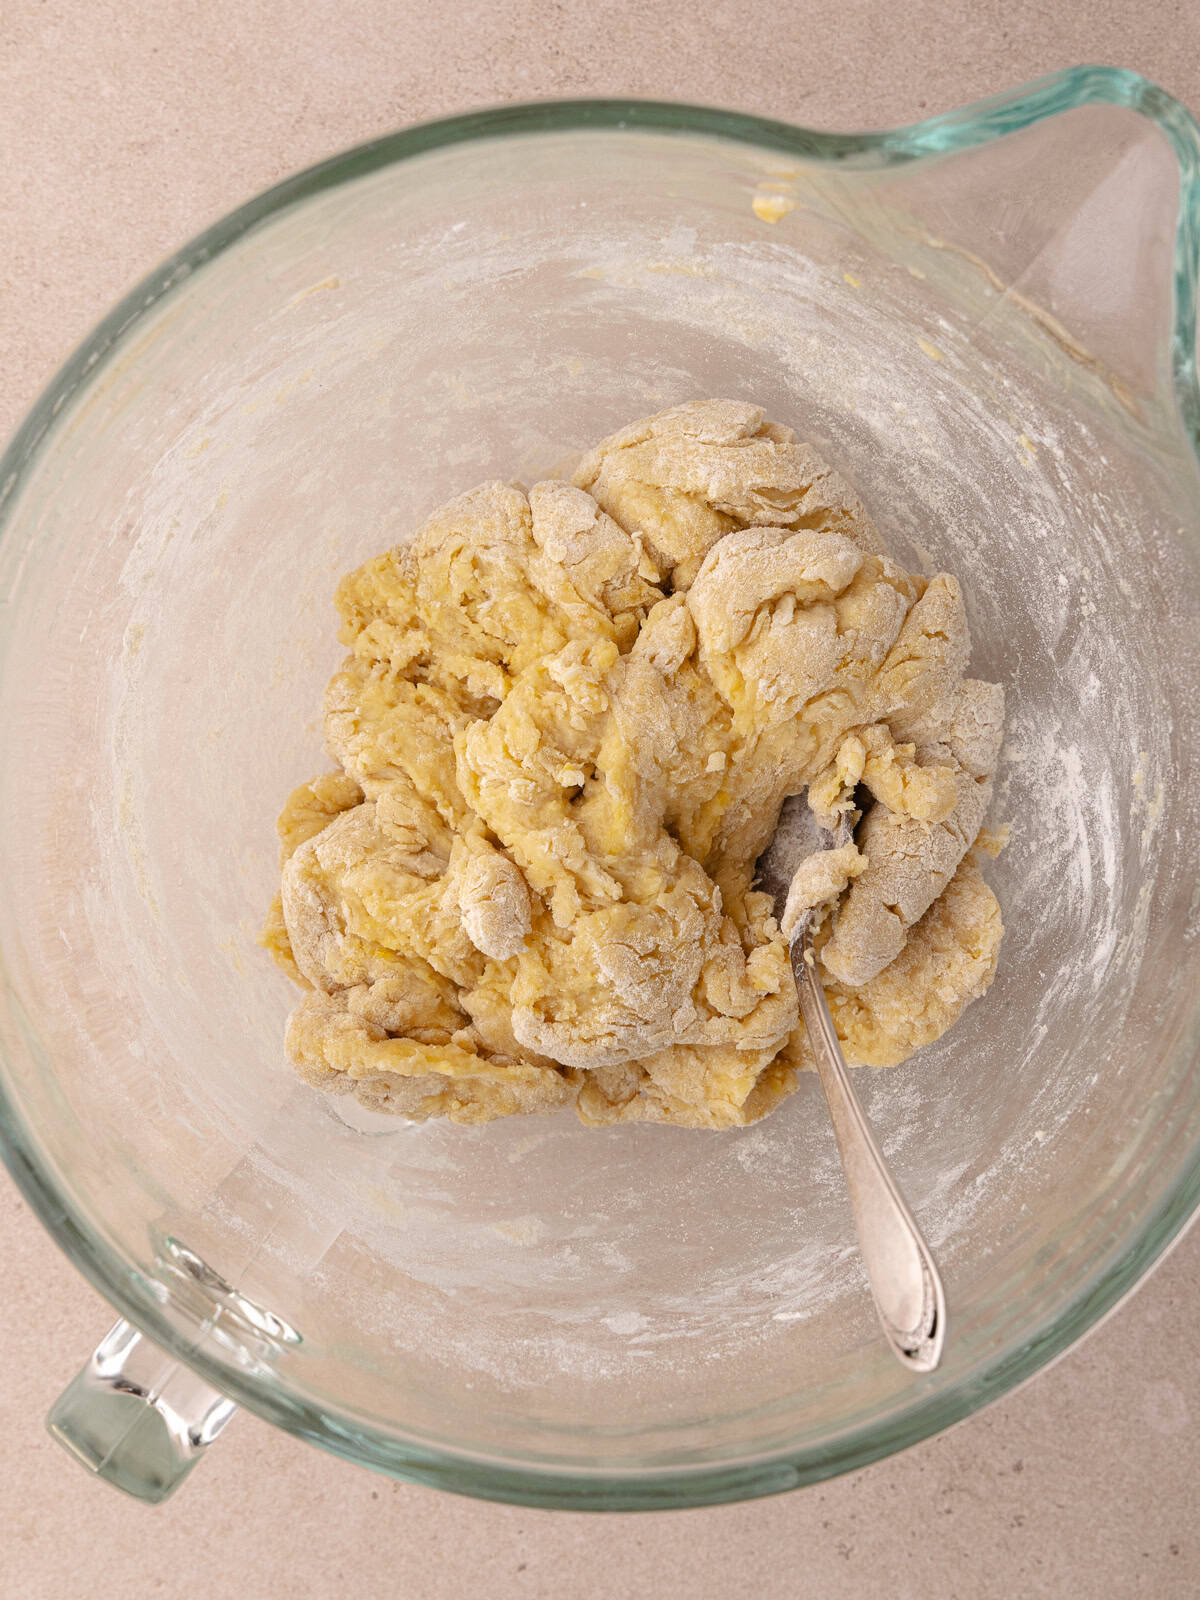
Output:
[{"xmin": 2, "ymin": 67, "xmax": 1200, "ymax": 1509}]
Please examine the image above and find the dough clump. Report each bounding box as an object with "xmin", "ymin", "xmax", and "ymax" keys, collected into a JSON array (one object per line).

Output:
[{"xmin": 264, "ymin": 400, "xmax": 1005, "ymax": 1128}]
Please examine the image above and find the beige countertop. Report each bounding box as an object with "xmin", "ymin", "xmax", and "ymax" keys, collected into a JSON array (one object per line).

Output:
[{"xmin": 3, "ymin": 3, "xmax": 1200, "ymax": 1595}]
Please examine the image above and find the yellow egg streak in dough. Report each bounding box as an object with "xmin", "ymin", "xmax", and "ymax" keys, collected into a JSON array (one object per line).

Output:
[{"xmin": 264, "ymin": 400, "xmax": 1005, "ymax": 1128}]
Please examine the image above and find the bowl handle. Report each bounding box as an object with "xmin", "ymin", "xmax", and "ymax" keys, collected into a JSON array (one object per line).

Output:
[{"xmin": 46, "ymin": 1319, "xmax": 237, "ymax": 1503}]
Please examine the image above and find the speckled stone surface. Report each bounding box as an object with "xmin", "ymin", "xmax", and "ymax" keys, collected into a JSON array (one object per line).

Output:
[{"xmin": 3, "ymin": 3, "xmax": 1200, "ymax": 1595}]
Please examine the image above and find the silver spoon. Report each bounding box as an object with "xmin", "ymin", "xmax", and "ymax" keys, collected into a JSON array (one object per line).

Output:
[{"xmin": 757, "ymin": 794, "xmax": 946, "ymax": 1373}]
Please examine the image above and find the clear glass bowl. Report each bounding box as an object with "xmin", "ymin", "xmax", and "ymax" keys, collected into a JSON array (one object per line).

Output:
[{"xmin": 3, "ymin": 66, "xmax": 1200, "ymax": 1509}]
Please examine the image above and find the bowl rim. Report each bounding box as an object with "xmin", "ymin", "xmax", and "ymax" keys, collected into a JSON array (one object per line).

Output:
[{"xmin": 2, "ymin": 64, "xmax": 1200, "ymax": 1510}]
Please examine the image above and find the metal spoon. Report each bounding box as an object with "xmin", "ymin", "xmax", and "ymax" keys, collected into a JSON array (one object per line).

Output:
[{"xmin": 757, "ymin": 794, "xmax": 946, "ymax": 1373}]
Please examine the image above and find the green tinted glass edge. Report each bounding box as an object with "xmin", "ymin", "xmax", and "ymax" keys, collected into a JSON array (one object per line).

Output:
[{"xmin": 2, "ymin": 64, "xmax": 1200, "ymax": 1510}]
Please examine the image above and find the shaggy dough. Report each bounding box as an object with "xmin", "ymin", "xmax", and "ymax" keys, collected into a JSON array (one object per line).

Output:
[{"xmin": 264, "ymin": 400, "xmax": 1005, "ymax": 1128}]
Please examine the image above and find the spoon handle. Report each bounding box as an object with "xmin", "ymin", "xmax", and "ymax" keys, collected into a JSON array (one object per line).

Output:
[{"xmin": 793, "ymin": 936, "xmax": 946, "ymax": 1373}]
